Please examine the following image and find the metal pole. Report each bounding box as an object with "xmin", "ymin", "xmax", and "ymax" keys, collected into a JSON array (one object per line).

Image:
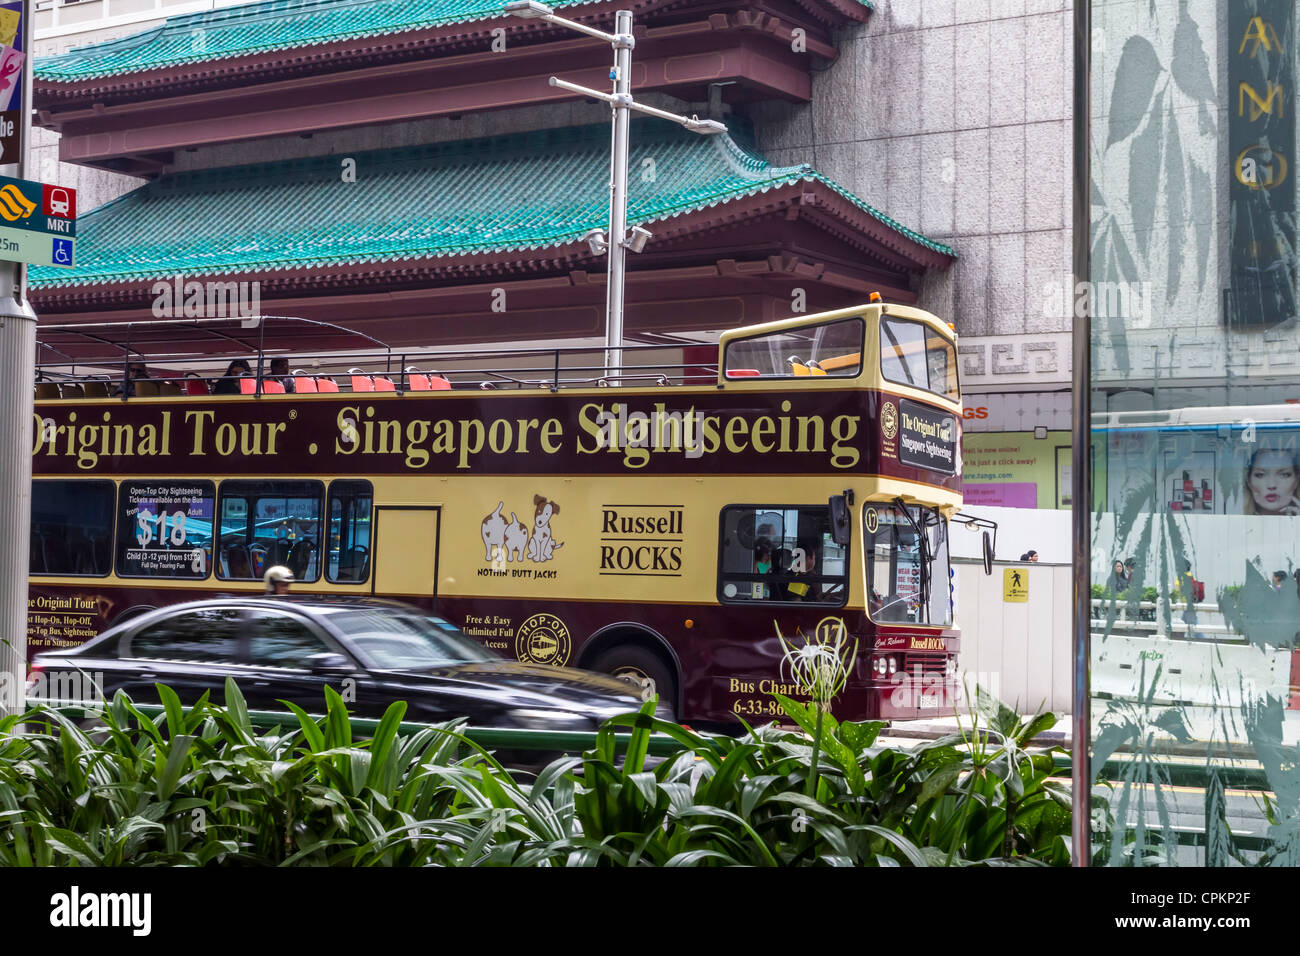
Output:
[
  {"xmin": 1070, "ymin": 0, "xmax": 1093, "ymax": 867},
  {"xmin": 0, "ymin": 0, "xmax": 38, "ymax": 717},
  {"xmin": 603, "ymin": 9, "xmax": 632, "ymax": 381}
]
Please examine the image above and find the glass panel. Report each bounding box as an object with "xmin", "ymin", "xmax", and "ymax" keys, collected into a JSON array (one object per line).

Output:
[
  {"xmin": 217, "ymin": 480, "xmax": 323, "ymax": 581},
  {"xmin": 327, "ymin": 480, "xmax": 372, "ymax": 583},
  {"xmin": 717, "ymin": 505, "xmax": 848, "ymax": 605},
  {"xmin": 246, "ymin": 609, "xmax": 332, "ymax": 667},
  {"xmin": 880, "ymin": 317, "xmax": 958, "ymax": 401},
  {"xmin": 30, "ymin": 480, "xmax": 114, "ymax": 576},
  {"xmin": 321, "ymin": 607, "xmax": 494, "ymax": 668},
  {"xmin": 127, "ymin": 608, "xmax": 240, "ymax": 662},
  {"xmin": 864, "ymin": 503, "xmax": 951, "ymax": 627},
  {"xmin": 723, "ymin": 317, "xmax": 864, "ymax": 379},
  {"xmin": 1091, "ymin": 0, "xmax": 1300, "ymax": 865},
  {"xmin": 115, "ymin": 481, "xmax": 215, "ymax": 579}
]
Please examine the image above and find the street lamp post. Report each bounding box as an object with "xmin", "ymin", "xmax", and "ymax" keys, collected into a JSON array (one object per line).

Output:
[{"xmin": 505, "ymin": 1, "xmax": 725, "ymax": 380}]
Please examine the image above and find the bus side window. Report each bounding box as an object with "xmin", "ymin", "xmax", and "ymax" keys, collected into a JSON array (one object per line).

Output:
[
  {"xmin": 31, "ymin": 480, "xmax": 116, "ymax": 577},
  {"xmin": 716, "ymin": 506, "xmax": 847, "ymax": 606},
  {"xmin": 216, "ymin": 480, "xmax": 324, "ymax": 582},
  {"xmin": 327, "ymin": 480, "xmax": 373, "ymax": 584}
]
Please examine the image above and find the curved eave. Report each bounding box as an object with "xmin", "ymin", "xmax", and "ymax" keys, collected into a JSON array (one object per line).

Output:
[
  {"xmin": 36, "ymin": 0, "xmax": 871, "ymax": 96},
  {"xmin": 28, "ymin": 178, "xmax": 947, "ymax": 308}
]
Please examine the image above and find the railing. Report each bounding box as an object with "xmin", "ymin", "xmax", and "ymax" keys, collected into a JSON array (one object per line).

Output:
[{"xmin": 34, "ymin": 341, "xmax": 724, "ymax": 399}]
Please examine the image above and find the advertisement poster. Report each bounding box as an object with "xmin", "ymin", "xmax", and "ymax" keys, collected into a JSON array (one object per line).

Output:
[
  {"xmin": 0, "ymin": 2, "xmax": 22, "ymax": 164},
  {"xmin": 116, "ymin": 481, "xmax": 215, "ymax": 578},
  {"xmin": 961, "ymin": 431, "xmax": 1071, "ymax": 509}
]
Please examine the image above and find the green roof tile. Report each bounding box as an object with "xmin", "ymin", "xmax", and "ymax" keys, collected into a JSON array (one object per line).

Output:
[
  {"xmin": 29, "ymin": 122, "xmax": 950, "ymax": 290},
  {"xmin": 37, "ymin": 0, "xmax": 873, "ymax": 83}
]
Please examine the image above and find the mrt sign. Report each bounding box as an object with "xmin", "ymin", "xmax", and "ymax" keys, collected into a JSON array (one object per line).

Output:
[{"xmin": 0, "ymin": 175, "xmax": 77, "ymax": 267}]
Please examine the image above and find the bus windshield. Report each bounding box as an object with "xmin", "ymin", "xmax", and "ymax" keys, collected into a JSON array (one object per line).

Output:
[{"xmin": 864, "ymin": 502, "xmax": 951, "ymax": 626}]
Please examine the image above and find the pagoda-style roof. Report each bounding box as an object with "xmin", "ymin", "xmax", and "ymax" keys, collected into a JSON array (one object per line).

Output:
[
  {"xmin": 37, "ymin": 0, "xmax": 870, "ymax": 86},
  {"xmin": 30, "ymin": 121, "xmax": 951, "ymax": 298},
  {"xmin": 35, "ymin": 0, "xmax": 873, "ymax": 174}
]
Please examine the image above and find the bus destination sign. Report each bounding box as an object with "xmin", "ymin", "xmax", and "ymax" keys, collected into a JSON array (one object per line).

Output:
[{"xmin": 895, "ymin": 398, "xmax": 957, "ymax": 475}]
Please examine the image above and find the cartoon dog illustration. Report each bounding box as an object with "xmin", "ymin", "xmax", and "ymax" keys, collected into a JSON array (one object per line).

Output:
[
  {"xmin": 482, "ymin": 502, "xmax": 530, "ymax": 564},
  {"xmin": 503, "ymin": 514, "xmax": 530, "ymax": 562},
  {"xmin": 481, "ymin": 503, "xmax": 507, "ymax": 562},
  {"xmin": 526, "ymin": 494, "xmax": 564, "ymax": 562}
]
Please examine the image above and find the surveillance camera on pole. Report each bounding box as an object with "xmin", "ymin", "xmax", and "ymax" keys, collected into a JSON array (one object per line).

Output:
[{"xmin": 508, "ymin": 4, "xmax": 727, "ymax": 383}]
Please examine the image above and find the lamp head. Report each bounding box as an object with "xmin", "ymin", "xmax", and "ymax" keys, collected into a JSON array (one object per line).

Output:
[{"xmin": 504, "ymin": 1, "xmax": 553, "ymax": 18}]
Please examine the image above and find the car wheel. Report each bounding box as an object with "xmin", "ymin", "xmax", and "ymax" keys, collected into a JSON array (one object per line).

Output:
[{"xmin": 590, "ymin": 645, "xmax": 677, "ymax": 722}]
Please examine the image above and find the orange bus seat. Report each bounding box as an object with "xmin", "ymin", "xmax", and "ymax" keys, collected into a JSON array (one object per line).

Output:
[
  {"xmin": 316, "ymin": 377, "xmax": 340, "ymax": 393},
  {"xmin": 350, "ymin": 374, "xmax": 374, "ymax": 392},
  {"xmin": 728, "ymin": 368, "xmax": 761, "ymax": 378},
  {"xmin": 429, "ymin": 376, "xmax": 452, "ymax": 390},
  {"xmin": 294, "ymin": 376, "xmax": 318, "ymax": 393},
  {"xmin": 82, "ymin": 381, "xmax": 110, "ymax": 398},
  {"xmin": 184, "ymin": 378, "xmax": 210, "ymax": 396},
  {"xmin": 134, "ymin": 380, "xmax": 161, "ymax": 397},
  {"xmin": 157, "ymin": 381, "xmax": 182, "ymax": 395},
  {"xmin": 373, "ymin": 376, "xmax": 396, "ymax": 392},
  {"xmin": 261, "ymin": 379, "xmax": 286, "ymax": 394},
  {"xmin": 239, "ymin": 377, "xmax": 256, "ymax": 395},
  {"xmin": 817, "ymin": 352, "xmax": 861, "ymax": 372},
  {"xmin": 407, "ymin": 373, "xmax": 431, "ymax": 391}
]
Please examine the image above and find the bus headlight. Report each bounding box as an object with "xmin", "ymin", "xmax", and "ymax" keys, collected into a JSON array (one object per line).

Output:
[
  {"xmin": 887, "ymin": 656, "xmax": 897, "ymax": 675},
  {"xmin": 873, "ymin": 657, "xmax": 887, "ymax": 677},
  {"xmin": 945, "ymin": 657, "xmax": 958, "ymax": 676}
]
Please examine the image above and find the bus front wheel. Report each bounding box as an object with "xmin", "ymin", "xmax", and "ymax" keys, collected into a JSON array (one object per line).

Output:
[{"xmin": 591, "ymin": 645, "xmax": 677, "ymax": 722}]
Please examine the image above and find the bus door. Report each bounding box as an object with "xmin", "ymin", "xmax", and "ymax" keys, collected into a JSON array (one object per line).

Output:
[{"xmin": 372, "ymin": 506, "xmax": 441, "ymax": 605}]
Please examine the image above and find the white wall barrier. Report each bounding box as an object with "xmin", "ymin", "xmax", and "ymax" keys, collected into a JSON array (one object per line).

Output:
[{"xmin": 954, "ymin": 559, "xmax": 1073, "ymax": 715}]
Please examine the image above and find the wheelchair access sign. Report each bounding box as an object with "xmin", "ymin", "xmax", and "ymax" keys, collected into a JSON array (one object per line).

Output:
[{"xmin": 0, "ymin": 175, "xmax": 76, "ymax": 267}]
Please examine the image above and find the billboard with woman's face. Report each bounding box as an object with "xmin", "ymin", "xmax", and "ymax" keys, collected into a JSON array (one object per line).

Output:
[{"xmin": 1243, "ymin": 446, "xmax": 1300, "ymax": 516}]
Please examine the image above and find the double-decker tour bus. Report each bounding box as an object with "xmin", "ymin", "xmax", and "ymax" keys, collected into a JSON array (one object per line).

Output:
[{"xmin": 27, "ymin": 301, "xmax": 993, "ymax": 725}]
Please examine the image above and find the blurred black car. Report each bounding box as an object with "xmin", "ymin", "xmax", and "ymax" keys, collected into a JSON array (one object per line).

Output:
[{"xmin": 30, "ymin": 596, "xmax": 647, "ymax": 732}]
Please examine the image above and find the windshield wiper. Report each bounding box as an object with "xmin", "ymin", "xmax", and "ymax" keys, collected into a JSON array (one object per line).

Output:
[{"xmin": 893, "ymin": 497, "xmax": 930, "ymax": 618}]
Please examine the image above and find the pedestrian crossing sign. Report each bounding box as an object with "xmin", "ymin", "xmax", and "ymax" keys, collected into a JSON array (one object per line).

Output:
[{"xmin": 1003, "ymin": 567, "xmax": 1028, "ymax": 603}]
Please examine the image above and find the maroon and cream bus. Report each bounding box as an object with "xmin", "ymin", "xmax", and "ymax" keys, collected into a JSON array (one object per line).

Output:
[{"xmin": 28, "ymin": 303, "xmax": 993, "ymax": 725}]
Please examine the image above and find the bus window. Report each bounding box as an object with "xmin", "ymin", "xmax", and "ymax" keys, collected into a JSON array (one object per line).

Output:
[
  {"xmin": 327, "ymin": 480, "xmax": 372, "ymax": 584},
  {"xmin": 216, "ymin": 480, "xmax": 323, "ymax": 581},
  {"xmin": 723, "ymin": 317, "xmax": 864, "ymax": 379},
  {"xmin": 864, "ymin": 503, "xmax": 952, "ymax": 626},
  {"xmin": 115, "ymin": 480, "xmax": 215, "ymax": 579},
  {"xmin": 880, "ymin": 317, "xmax": 958, "ymax": 401},
  {"xmin": 718, "ymin": 505, "xmax": 847, "ymax": 605},
  {"xmin": 31, "ymin": 479, "xmax": 115, "ymax": 577}
]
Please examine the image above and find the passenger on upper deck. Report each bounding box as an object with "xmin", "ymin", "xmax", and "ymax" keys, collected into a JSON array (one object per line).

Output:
[
  {"xmin": 214, "ymin": 359, "xmax": 251, "ymax": 395},
  {"xmin": 113, "ymin": 362, "xmax": 151, "ymax": 397},
  {"xmin": 268, "ymin": 357, "xmax": 296, "ymax": 393}
]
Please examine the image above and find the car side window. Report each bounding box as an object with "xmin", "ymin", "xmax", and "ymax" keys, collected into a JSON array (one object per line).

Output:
[
  {"xmin": 127, "ymin": 608, "xmax": 241, "ymax": 663},
  {"xmin": 246, "ymin": 609, "xmax": 334, "ymax": 667}
]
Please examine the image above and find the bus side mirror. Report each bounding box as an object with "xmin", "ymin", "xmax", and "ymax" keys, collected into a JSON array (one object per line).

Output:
[
  {"xmin": 828, "ymin": 494, "xmax": 852, "ymax": 547},
  {"xmin": 982, "ymin": 531, "xmax": 994, "ymax": 576}
]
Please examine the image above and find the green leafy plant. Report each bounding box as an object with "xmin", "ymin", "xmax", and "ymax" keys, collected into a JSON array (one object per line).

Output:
[{"xmin": 0, "ymin": 680, "xmax": 1074, "ymax": 866}]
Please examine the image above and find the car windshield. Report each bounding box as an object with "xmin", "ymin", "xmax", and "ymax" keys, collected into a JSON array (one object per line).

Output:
[{"xmin": 327, "ymin": 608, "xmax": 496, "ymax": 668}]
